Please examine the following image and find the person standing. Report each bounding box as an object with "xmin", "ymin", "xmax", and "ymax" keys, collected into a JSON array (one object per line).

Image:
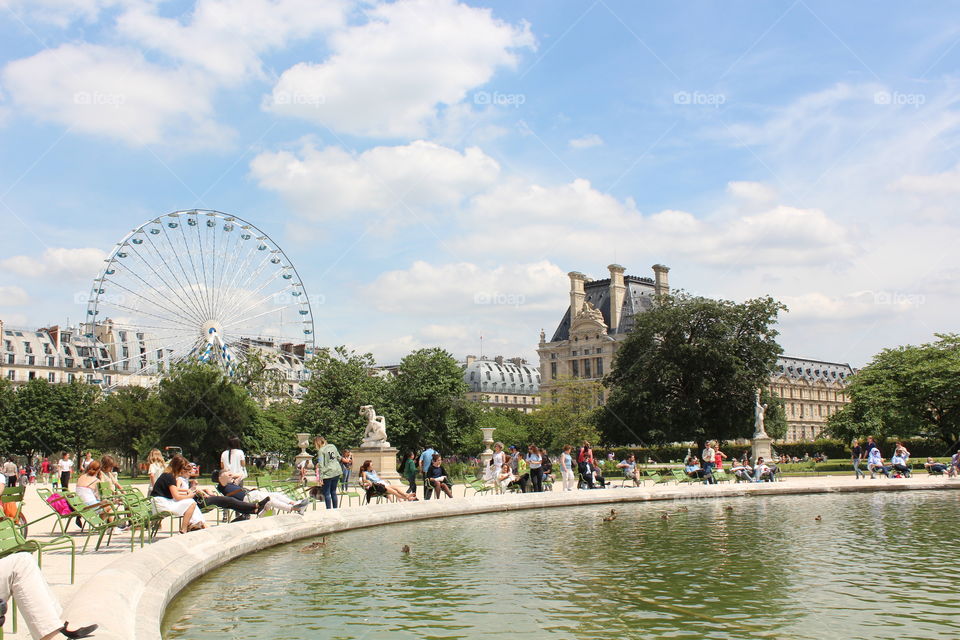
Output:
[
  {"xmin": 314, "ymin": 436, "xmax": 342, "ymax": 509},
  {"xmin": 418, "ymin": 445, "xmax": 437, "ymax": 499},
  {"xmin": 851, "ymin": 440, "xmax": 864, "ymax": 479},
  {"xmin": 560, "ymin": 445, "xmax": 575, "ymax": 491},
  {"xmin": 2, "ymin": 459, "xmax": 17, "ymax": 487},
  {"xmin": 340, "ymin": 449, "xmax": 354, "ymax": 487},
  {"xmin": 701, "ymin": 441, "xmax": 716, "ymax": 484},
  {"xmin": 79, "ymin": 452, "xmax": 93, "ymax": 473},
  {"xmin": 56, "ymin": 453, "xmax": 73, "ymax": 491},
  {"xmin": 146, "ymin": 449, "xmax": 166, "ymax": 495},
  {"xmin": 40, "ymin": 457, "xmax": 50, "ymax": 485},
  {"xmin": 401, "ymin": 452, "xmax": 418, "ymax": 495},
  {"xmin": 525, "ymin": 444, "xmax": 543, "ymax": 493},
  {"xmin": 220, "ymin": 436, "xmax": 247, "ymax": 487},
  {"xmin": 491, "ymin": 442, "xmax": 506, "ymax": 470},
  {"xmin": 713, "ymin": 445, "xmax": 727, "ymax": 470}
]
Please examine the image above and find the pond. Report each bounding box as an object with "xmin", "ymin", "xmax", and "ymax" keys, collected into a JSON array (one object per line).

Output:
[{"xmin": 163, "ymin": 490, "xmax": 959, "ymax": 640}]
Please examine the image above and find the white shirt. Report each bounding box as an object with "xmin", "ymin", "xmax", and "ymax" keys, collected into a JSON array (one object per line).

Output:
[
  {"xmin": 220, "ymin": 449, "xmax": 246, "ymax": 479},
  {"xmin": 58, "ymin": 459, "xmax": 74, "ymax": 473}
]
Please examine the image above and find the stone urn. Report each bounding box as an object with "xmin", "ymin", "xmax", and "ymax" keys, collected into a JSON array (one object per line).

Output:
[
  {"xmin": 480, "ymin": 427, "xmax": 496, "ymax": 467},
  {"xmin": 295, "ymin": 432, "xmax": 314, "ymax": 469}
]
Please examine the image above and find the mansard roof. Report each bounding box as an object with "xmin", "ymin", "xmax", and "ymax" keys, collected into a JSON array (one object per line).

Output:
[{"xmin": 550, "ymin": 276, "xmax": 656, "ymax": 342}]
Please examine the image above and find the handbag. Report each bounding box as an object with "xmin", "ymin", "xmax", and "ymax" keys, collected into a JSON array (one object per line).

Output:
[{"xmin": 2, "ymin": 501, "xmax": 17, "ymax": 519}]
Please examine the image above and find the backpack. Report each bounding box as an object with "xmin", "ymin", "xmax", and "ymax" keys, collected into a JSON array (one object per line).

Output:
[{"xmin": 46, "ymin": 493, "xmax": 72, "ymax": 516}]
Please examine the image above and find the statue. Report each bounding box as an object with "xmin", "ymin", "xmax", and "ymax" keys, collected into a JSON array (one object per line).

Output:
[
  {"xmin": 359, "ymin": 405, "xmax": 389, "ymax": 448},
  {"xmin": 753, "ymin": 389, "xmax": 768, "ymax": 438},
  {"xmin": 580, "ymin": 301, "xmax": 604, "ymax": 323}
]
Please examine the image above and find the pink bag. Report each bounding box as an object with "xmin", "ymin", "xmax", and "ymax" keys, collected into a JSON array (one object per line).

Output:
[{"xmin": 46, "ymin": 493, "xmax": 72, "ymax": 515}]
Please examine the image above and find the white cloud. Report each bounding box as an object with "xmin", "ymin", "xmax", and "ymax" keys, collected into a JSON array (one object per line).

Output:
[
  {"xmin": 1, "ymin": 43, "xmax": 230, "ymax": 146},
  {"xmin": 267, "ymin": 0, "xmax": 535, "ymax": 137},
  {"xmin": 0, "ymin": 286, "xmax": 30, "ymax": 307},
  {"xmin": 250, "ymin": 139, "xmax": 500, "ymax": 220},
  {"xmin": 0, "ymin": 0, "xmax": 126, "ymax": 27},
  {"xmin": 364, "ymin": 260, "xmax": 567, "ymax": 314},
  {"xmin": 1, "ymin": 247, "xmax": 107, "ymax": 279},
  {"xmin": 780, "ymin": 290, "xmax": 917, "ymax": 322},
  {"xmin": 568, "ymin": 133, "xmax": 603, "ymax": 149},
  {"xmin": 891, "ymin": 163, "xmax": 960, "ymax": 194},
  {"xmin": 726, "ymin": 180, "xmax": 777, "ymax": 203},
  {"xmin": 116, "ymin": 0, "xmax": 347, "ymax": 85}
]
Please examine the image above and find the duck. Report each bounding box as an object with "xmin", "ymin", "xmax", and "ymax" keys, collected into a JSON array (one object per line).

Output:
[
  {"xmin": 677, "ymin": 505, "xmax": 689, "ymax": 512},
  {"xmin": 815, "ymin": 515, "xmax": 822, "ymax": 522},
  {"xmin": 602, "ymin": 513, "xmax": 617, "ymax": 522},
  {"xmin": 660, "ymin": 513, "xmax": 670, "ymax": 520},
  {"xmin": 724, "ymin": 505, "xmax": 734, "ymax": 512},
  {"xmin": 299, "ymin": 536, "xmax": 327, "ymax": 552},
  {"xmin": 401, "ymin": 544, "xmax": 411, "ymax": 553}
]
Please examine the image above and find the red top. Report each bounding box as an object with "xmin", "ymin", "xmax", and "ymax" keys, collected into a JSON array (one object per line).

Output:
[
  {"xmin": 578, "ymin": 448, "xmax": 594, "ymax": 465},
  {"xmin": 41, "ymin": 461, "xmax": 50, "ymax": 473},
  {"xmin": 714, "ymin": 450, "xmax": 727, "ymax": 468}
]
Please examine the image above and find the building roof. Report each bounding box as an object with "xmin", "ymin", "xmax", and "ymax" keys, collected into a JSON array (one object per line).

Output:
[
  {"xmin": 774, "ymin": 356, "xmax": 854, "ymax": 382},
  {"xmin": 550, "ymin": 275, "xmax": 656, "ymax": 342},
  {"xmin": 461, "ymin": 356, "xmax": 541, "ymax": 394}
]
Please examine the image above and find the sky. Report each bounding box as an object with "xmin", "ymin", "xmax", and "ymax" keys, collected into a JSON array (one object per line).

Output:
[{"xmin": 0, "ymin": 0, "xmax": 957, "ymax": 368}]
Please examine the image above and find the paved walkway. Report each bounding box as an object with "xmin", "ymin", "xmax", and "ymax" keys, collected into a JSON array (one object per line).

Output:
[{"xmin": 6, "ymin": 473, "xmax": 959, "ymax": 639}]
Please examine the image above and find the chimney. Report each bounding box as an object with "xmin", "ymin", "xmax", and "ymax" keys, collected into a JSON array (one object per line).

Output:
[
  {"xmin": 568, "ymin": 271, "xmax": 587, "ymax": 317},
  {"xmin": 465, "ymin": 354, "xmax": 476, "ymax": 366},
  {"xmin": 652, "ymin": 264, "xmax": 670, "ymax": 296},
  {"xmin": 607, "ymin": 264, "xmax": 626, "ymax": 331},
  {"xmin": 494, "ymin": 355, "xmax": 504, "ymax": 365}
]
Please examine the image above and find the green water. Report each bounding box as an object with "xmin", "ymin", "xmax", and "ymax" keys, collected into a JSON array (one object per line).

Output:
[{"xmin": 163, "ymin": 491, "xmax": 960, "ymax": 640}]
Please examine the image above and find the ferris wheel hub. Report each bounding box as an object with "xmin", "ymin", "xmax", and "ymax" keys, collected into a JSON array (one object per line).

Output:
[{"xmin": 201, "ymin": 320, "xmax": 224, "ymax": 341}]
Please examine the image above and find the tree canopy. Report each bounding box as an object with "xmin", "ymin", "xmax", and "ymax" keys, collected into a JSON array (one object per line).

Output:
[
  {"xmin": 826, "ymin": 333, "xmax": 960, "ymax": 450},
  {"xmin": 599, "ymin": 292, "xmax": 786, "ymax": 446}
]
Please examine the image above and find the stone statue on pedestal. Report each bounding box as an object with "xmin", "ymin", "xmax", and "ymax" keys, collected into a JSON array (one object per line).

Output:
[
  {"xmin": 359, "ymin": 405, "xmax": 390, "ymax": 448},
  {"xmin": 753, "ymin": 389, "xmax": 768, "ymax": 439}
]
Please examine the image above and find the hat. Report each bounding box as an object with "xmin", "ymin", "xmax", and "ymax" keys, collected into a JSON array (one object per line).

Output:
[{"xmin": 508, "ymin": 445, "xmax": 517, "ymax": 450}]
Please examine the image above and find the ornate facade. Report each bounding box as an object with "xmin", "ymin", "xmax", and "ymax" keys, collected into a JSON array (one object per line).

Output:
[{"xmin": 769, "ymin": 357, "xmax": 854, "ymax": 441}]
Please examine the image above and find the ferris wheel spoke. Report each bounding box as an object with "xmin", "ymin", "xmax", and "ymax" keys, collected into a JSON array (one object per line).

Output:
[
  {"xmin": 100, "ymin": 276, "xmax": 205, "ymax": 330},
  {"xmin": 214, "ymin": 230, "xmax": 263, "ymax": 324},
  {"xmin": 120, "ymin": 243, "xmax": 208, "ymax": 327},
  {"xmin": 209, "ymin": 219, "xmax": 239, "ymax": 321},
  {"xmin": 215, "ymin": 253, "xmax": 280, "ymax": 325},
  {"xmin": 194, "ymin": 215, "xmax": 214, "ymax": 321},
  {"xmin": 101, "ymin": 299, "xmax": 200, "ymax": 333},
  {"xmin": 141, "ymin": 231, "xmax": 210, "ymax": 324},
  {"xmin": 220, "ymin": 302, "xmax": 297, "ymax": 331},
  {"xmin": 177, "ymin": 218, "xmax": 212, "ymax": 320},
  {"xmin": 159, "ymin": 219, "xmax": 210, "ymax": 322},
  {"xmin": 218, "ymin": 268, "xmax": 290, "ymax": 328}
]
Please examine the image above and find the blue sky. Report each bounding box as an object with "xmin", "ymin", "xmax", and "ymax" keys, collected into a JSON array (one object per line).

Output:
[{"xmin": 0, "ymin": 0, "xmax": 957, "ymax": 366}]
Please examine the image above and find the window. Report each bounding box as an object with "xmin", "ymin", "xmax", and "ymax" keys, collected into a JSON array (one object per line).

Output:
[
  {"xmin": 550, "ymin": 362, "xmax": 557, "ymax": 379},
  {"xmin": 494, "ymin": 396, "xmax": 499, "ymax": 403},
  {"xmin": 47, "ymin": 372, "xmax": 55, "ymax": 382},
  {"xmin": 5, "ymin": 355, "xmax": 12, "ymax": 365},
  {"xmin": 5, "ymin": 371, "xmax": 13, "ymax": 381},
  {"xmin": 67, "ymin": 373, "xmax": 75, "ymax": 383},
  {"xmin": 583, "ymin": 358, "xmax": 591, "ymax": 378},
  {"xmin": 43, "ymin": 343, "xmax": 52, "ymax": 355},
  {"xmin": 65, "ymin": 358, "xmax": 74, "ymax": 368},
  {"xmin": 47, "ymin": 357, "xmax": 54, "ymax": 367},
  {"xmin": 485, "ymin": 372, "xmax": 491, "ymax": 380},
  {"xmin": 27, "ymin": 355, "xmax": 35, "ymax": 365},
  {"xmin": 23, "ymin": 342, "xmax": 32, "ymax": 354},
  {"xmin": 28, "ymin": 371, "xmax": 36, "ymax": 380},
  {"xmin": 3, "ymin": 340, "xmax": 11, "ymax": 351},
  {"xmin": 105, "ymin": 375, "xmax": 112, "ymax": 386},
  {"xmin": 595, "ymin": 358, "xmax": 603, "ymax": 376},
  {"xmin": 571, "ymin": 360, "xmax": 579, "ymax": 377},
  {"xmin": 572, "ymin": 350, "xmax": 578, "ymax": 356},
  {"xmin": 86, "ymin": 375, "xmax": 94, "ymax": 383},
  {"xmin": 550, "ymin": 353, "xmax": 557, "ymax": 360}
]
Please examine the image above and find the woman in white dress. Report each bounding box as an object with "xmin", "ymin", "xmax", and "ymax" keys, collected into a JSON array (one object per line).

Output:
[{"xmin": 146, "ymin": 449, "xmax": 166, "ymax": 495}]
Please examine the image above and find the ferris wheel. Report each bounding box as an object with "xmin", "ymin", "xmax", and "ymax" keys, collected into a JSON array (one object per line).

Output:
[{"xmin": 84, "ymin": 210, "xmax": 315, "ymax": 385}]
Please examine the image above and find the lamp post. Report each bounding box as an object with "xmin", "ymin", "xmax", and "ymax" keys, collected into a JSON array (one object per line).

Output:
[{"xmin": 480, "ymin": 427, "xmax": 496, "ymax": 467}]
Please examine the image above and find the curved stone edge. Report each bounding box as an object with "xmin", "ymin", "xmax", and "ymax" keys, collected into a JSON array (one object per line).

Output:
[{"xmin": 63, "ymin": 480, "xmax": 960, "ymax": 640}]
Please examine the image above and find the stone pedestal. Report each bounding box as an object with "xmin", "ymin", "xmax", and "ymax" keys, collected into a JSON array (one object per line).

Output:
[
  {"xmin": 355, "ymin": 446, "xmax": 402, "ymax": 484},
  {"xmin": 751, "ymin": 436, "xmax": 773, "ymax": 464},
  {"xmin": 295, "ymin": 432, "xmax": 314, "ymax": 469}
]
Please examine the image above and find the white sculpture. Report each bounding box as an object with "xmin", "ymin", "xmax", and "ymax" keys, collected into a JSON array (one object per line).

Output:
[
  {"xmin": 753, "ymin": 389, "xmax": 768, "ymax": 439},
  {"xmin": 359, "ymin": 405, "xmax": 389, "ymax": 448}
]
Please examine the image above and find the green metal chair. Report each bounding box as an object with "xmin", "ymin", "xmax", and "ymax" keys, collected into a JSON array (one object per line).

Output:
[
  {"xmin": 31, "ymin": 488, "xmax": 77, "ymax": 534},
  {"xmin": 670, "ymin": 469, "xmax": 697, "ymax": 485},
  {"xmin": 0, "ymin": 517, "xmax": 76, "ymax": 583},
  {"xmin": 63, "ymin": 494, "xmax": 131, "ymax": 553}
]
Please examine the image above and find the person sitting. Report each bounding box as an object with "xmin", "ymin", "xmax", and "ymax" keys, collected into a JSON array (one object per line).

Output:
[
  {"xmin": 753, "ymin": 457, "xmax": 776, "ymax": 482},
  {"xmin": 245, "ymin": 488, "xmax": 309, "ymax": 515},
  {"xmin": 189, "ymin": 475, "xmax": 268, "ymax": 522},
  {"xmin": 359, "ymin": 460, "xmax": 417, "ymax": 503},
  {"xmin": 617, "ymin": 454, "xmax": 642, "ymax": 486},
  {"xmin": 729, "ymin": 460, "xmax": 753, "ymax": 482},
  {"xmin": 74, "ymin": 461, "xmax": 108, "ymax": 509},
  {"xmin": 890, "ymin": 451, "xmax": 911, "ymax": 478},
  {"xmin": 539, "ymin": 448, "xmax": 554, "ymax": 486},
  {"xmin": 950, "ymin": 451, "xmax": 960, "ymax": 478},
  {"xmin": 684, "ymin": 456, "xmax": 706, "ymax": 480},
  {"xmin": 425, "ymin": 454, "xmax": 453, "ymax": 499},
  {"xmin": 924, "ymin": 457, "xmax": 949, "ymax": 475},
  {"xmin": 150, "ymin": 455, "xmax": 207, "ymax": 534},
  {"xmin": 495, "ymin": 462, "xmax": 515, "ymax": 494},
  {"xmin": 0, "ymin": 552, "xmax": 98, "ymax": 639},
  {"xmin": 214, "ymin": 471, "xmax": 293, "ymax": 519},
  {"xmin": 867, "ymin": 447, "xmax": 892, "ymax": 479}
]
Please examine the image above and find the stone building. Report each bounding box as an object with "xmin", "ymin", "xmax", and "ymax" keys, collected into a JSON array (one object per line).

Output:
[
  {"xmin": 769, "ymin": 357, "xmax": 854, "ymax": 441},
  {"xmin": 537, "ymin": 263, "xmax": 669, "ymax": 404},
  {"xmin": 462, "ymin": 355, "xmax": 541, "ymax": 413}
]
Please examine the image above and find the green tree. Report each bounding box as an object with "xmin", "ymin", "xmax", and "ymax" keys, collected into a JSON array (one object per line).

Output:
[
  {"xmin": 232, "ymin": 350, "xmax": 289, "ymax": 404},
  {"xmin": 600, "ymin": 292, "xmax": 786, "ymax": 447},
  {"xmin": 460, "ymin": 408, "xmax": 535, "ymax": 454},
  {"xmin": 55, "ymin": 380, "xmax": 100, "ymax": 460},
  {"xmin": 92, "ymin": 385, "xmax": 163, "ymax": 472},
  {"xmin": 0, "ymin": 379, "xmax": 15, "ymax": 453},
  {"xmin": 155, "ymin": 362, "xmax": 260, "ymax": 468},
  {"xmin": 531, "ymin": 377, "xmax": 603, "ymax": 450},
  {"xmin": 8, "ymin": 379, "xmax": 66, "ymax": 457},
  {"xmin": 294, "ymin": 346, "xmax": 388, "ymax": 449},
  {"xmin": 387, "ymin": 348, "xmax": 478, "ymax": 454},
  {"xmin": 825, "ymin": 334, "xmax": 960, "ymax": 449},
  {"xmin": 250, "ymin": 400, "xmax": 300, "ymax": 461}
]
